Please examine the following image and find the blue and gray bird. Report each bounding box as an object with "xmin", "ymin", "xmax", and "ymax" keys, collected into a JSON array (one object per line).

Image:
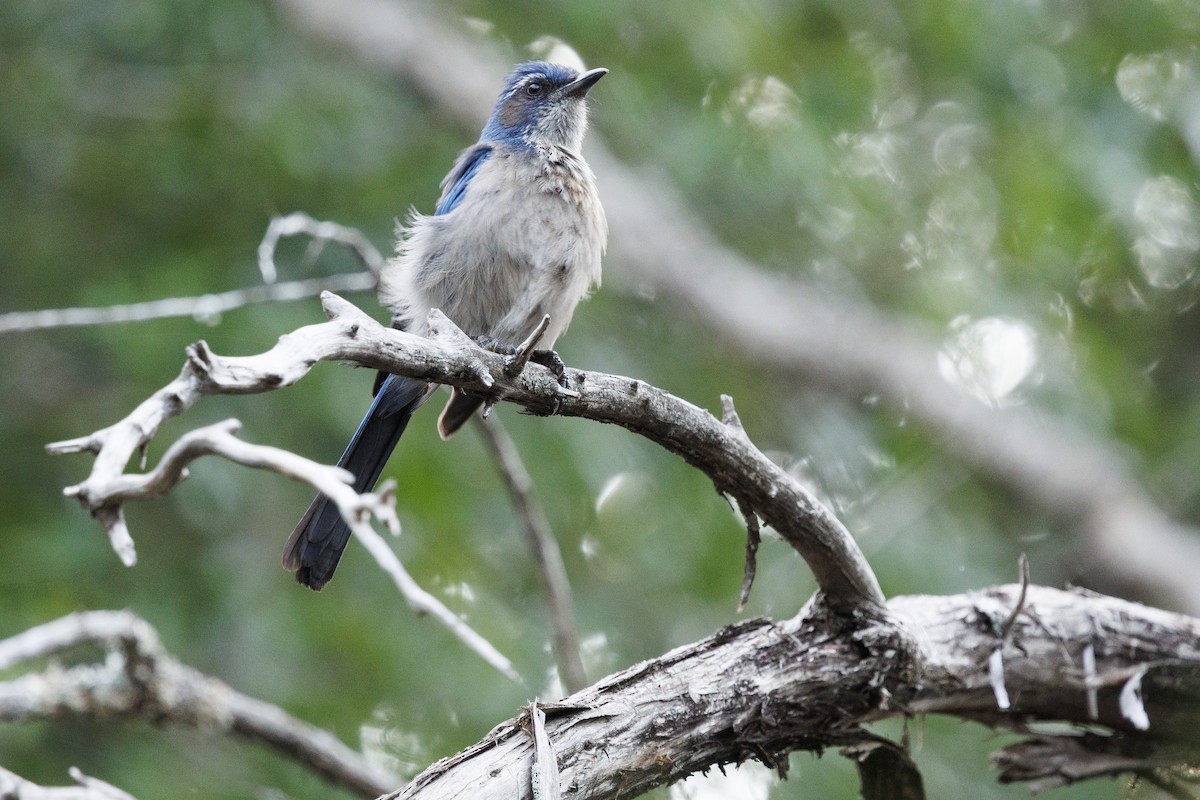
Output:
[{"xmin": 283, "ymin": 61, "xmax": 608, "ymax": 590}]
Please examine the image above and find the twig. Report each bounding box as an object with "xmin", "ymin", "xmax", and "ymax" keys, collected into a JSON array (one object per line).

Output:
[
  {"xmin": 989, "ymin": 553, "xmax": 1032, "ymax": 710},
  {"xmin": 474, "ymin": 415, "xmax": 587, "ymax": 693},
  {"xmin": 1083, "ymin": 642, "xmax": 1099, "ymax": 720},
  {"xmin": 721, "ymin": 396, "xmax": 763, "ymax": 612},
  {"xmin": 0, "ymin": 766, "xmax": 138, "ymax": 800},
  {"xmin": 342, "ymin": 481, "xmax": 521, "ymax": 682},
  {"xmin": 504, "ymin": 314, "xmax": 551, "ymax": 378},
  {"xmin": 257, "ymin": 211, "xmax": 387, "ymax": 283},
  {"xmin": 528, "ymin": 702, "xmax": 562, "ymax": 800},
  {"xmin": 998, "ymin": 553, "xmax": 1031, "ymax": 640},
  {"xmin": 0, "ymin": 272, "xmax": 375, "ymax": 335},
  {"xmin": 49, "ymin": 416, "xmax": 518, "ymax": 682},
  {"xmin": 735, "ymin": 496, "xmax": 761, "ymax": 613},
  {"xmin": 0, "ymin": 611, "xmax": 394, "ymax": 797},
  {"xmin": 0, "ymin": 212, "xmax": 381, "ymax": 337}
]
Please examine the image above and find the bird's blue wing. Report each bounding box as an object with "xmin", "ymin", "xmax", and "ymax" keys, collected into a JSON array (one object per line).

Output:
[{"xmin": 435, "ymin": 143, "xmax": 493, "ymax": 216}]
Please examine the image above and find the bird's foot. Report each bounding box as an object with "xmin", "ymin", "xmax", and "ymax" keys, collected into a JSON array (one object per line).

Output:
[
  {"xmin": 475, "ymin": 318, "xmax": 577, "ymax": 416},
  {"xmin": 530, "ymin": 349, "xmax": 570, "ymax": 390},
  {"xmin": 473, "ymin": 335, "xmax": 518, "ymax": 356}
]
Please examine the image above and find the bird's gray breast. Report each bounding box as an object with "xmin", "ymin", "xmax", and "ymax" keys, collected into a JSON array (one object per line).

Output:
[{"xmin": 393, "ymin": 147, "xmax": 604, "ymax": 346}]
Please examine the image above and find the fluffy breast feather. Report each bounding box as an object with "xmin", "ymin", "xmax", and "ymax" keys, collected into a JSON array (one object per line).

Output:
[{"xmin": 380, "ymin": 143, "xmax": 606, "ymax": 348}]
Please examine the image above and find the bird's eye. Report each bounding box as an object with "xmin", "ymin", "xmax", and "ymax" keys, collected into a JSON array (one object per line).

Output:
[{"xmin": 525, "ymin": 81, "xmax": 543, "ymax": 97}]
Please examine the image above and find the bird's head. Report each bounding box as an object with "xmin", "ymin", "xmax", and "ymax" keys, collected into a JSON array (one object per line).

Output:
[{"xmin": 481, "ymin": 61, "xmax": 607, "ymax": 152}]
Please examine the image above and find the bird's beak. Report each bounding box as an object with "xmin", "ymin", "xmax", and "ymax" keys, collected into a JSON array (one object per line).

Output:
[{"xmin": 561, "ymin": 67, "xmax": 608, "ymax": 99}]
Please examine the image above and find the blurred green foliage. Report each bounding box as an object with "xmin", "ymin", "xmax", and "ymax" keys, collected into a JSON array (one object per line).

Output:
[{"xmin": 3, "ymin": 0, "xmax": 1200, "ymax": 798}]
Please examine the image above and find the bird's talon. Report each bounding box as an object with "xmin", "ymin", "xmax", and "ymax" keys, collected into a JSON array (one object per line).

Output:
[
  {"xmin": 530, "ymin": 349, "xmax": 569, "ymax": 387},
  {"xmin": 474, "ymin": 335, "xmax": 518, "ymax": 356}
]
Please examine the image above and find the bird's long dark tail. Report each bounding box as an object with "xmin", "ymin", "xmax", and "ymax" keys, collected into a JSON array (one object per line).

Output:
[{"xmin": 283, "ymin": 374, "xmax": 430, "ymax": 590}]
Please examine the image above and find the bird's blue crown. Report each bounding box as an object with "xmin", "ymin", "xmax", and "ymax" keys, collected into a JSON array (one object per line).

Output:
[{"xmin": 480, "ymin": 62, "xmax": 592, "ymax": 150}]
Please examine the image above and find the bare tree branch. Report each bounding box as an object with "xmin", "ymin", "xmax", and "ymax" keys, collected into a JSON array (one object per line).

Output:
[
  {"xmin": 992, "ymin": 734, "xmax": 1200, "ymax": 792},
  {"xmin": 0, "ymin": 766, "xmax": 138, "ymax": 800},
  {"xmin": 8, "ymin": 591, "xmax": 1198, "ymax": 798},
  {"xmin": 269, "ymin": 0, "xmax": 1200, "ymax": 615},
  {"xmin": 44, "ymin": 292, "xmax": 1200, "ymax": 795},
  {"xmin": 49, "ymin": 292, "xmax": 884, "ymax": 611},
  {"xmin": 0, "ymin": 212, "xmax": 378, "ymax": 336},
  {"xmin": 257, "ymin": 211, "xmax": 386, "ymax": 283},
  {"xmin": 48, "ymin": 415, "xmax": 519, "ymax": 681},
  {"xmin": 733, "ymin": 495, "xmax": 761, "ymax": 614},
  {"xmin": 0, "ymin": 611, "xmax": 393, "ymax": 797},
  {"xmin": 0, "ymin": 272, "xmax": 375, "ymax": 335},
  {"xmin": 474, "ymin": 415, "xmax": 588, "ymax": 693},
  {"xmin": 381, "ymin": 585, "xmax": 1200, "ymax": 799}
]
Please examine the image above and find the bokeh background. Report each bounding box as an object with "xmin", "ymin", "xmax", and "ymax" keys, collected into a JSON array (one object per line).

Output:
[{"xmin": 4, "ymin": 1, "xmax": 1200, "ymax": 798}]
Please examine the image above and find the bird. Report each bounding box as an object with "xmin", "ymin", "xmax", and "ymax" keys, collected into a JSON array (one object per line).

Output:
[{"xmin": 283, "ymin": 61, "xmax": 608, "ymax": 590}]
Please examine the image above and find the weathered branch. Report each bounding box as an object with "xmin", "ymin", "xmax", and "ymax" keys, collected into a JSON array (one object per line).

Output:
[
  {"xmin": 50, "ymin": 292, "xmax": 884, "ymax": 611},
  {"xmin": 8, "ymin": 590, "xmax": 1198, "ymax": 799},
  {"xmin": 0, "ymin": 611, "xmax": 393, "ymax": 797},
  {"xmin": 381, "ymin": 585, "xmax": 1200, "ymax": 799},
  {"xmin": 48, "ymin": 413, "xmax": 518, "ymax": 681},
  {"xmin": 991, "ymin": 734, "xmax": 1200, "ymax": 792}
]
